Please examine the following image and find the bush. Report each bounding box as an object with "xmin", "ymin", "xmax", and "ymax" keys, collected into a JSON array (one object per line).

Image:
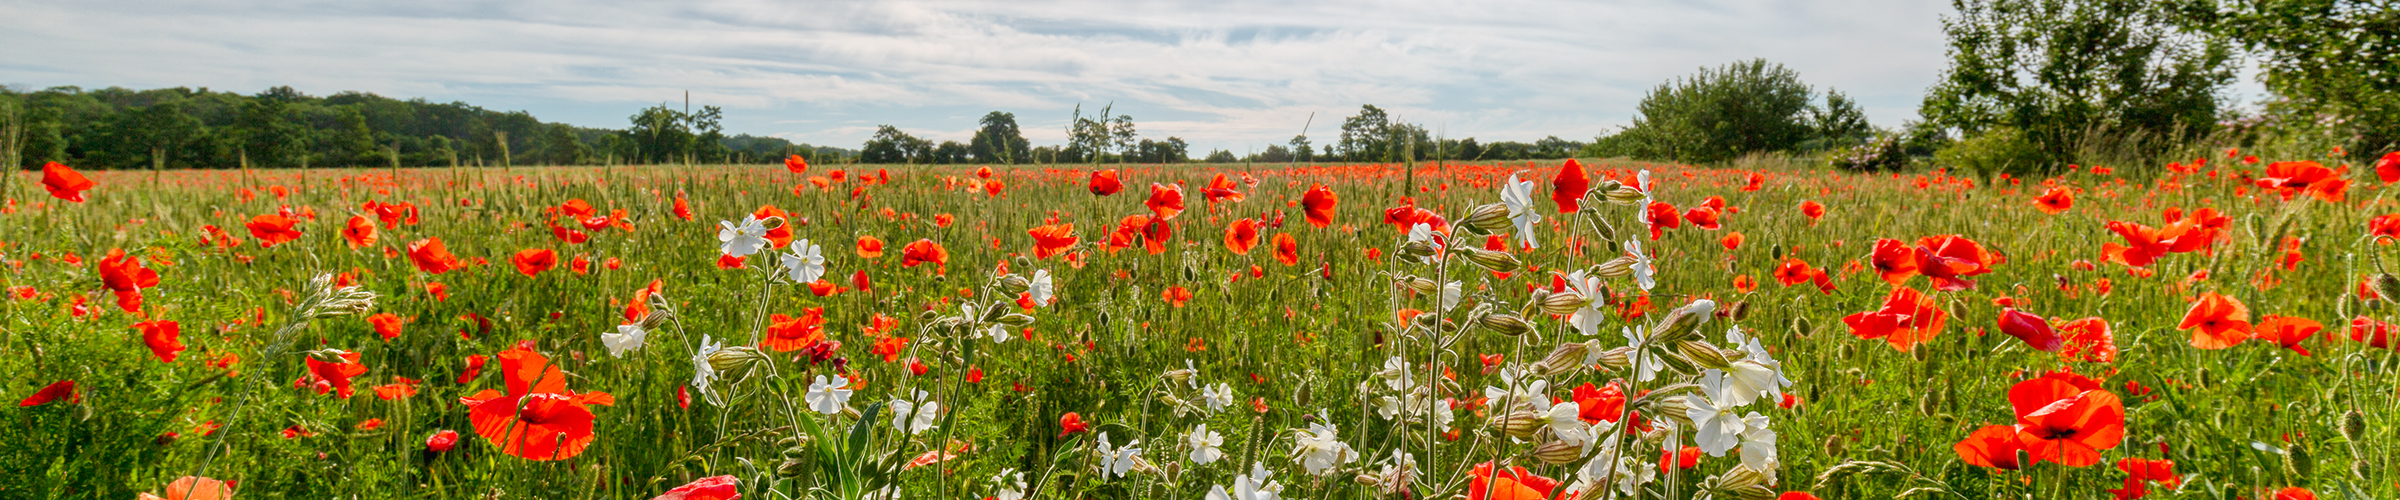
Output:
[
  {"xmin": 1828, "ymin": 135, "xmax": 1910, "ymax": 171},
  {"xmin": 1936, "ymin": 127, "xmax": 2056, "ymax": 177},
  {"xmin": 1615, "ymin": 59, "xmax": 1857, "ymax": 164}
]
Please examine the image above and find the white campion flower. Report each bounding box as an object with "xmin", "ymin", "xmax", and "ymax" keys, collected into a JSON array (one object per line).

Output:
[
  {"xmin": 1500, "ymin": 173, "xmax": 1542, "ymax": 249},
  {"xmin": 964, "ymin": 303, "xmax": 1010, "ymax": 343},
  {"xmin": 1376, "ymin": 356, "xmax": 1419, "ymax": 393},
  {"xmin": 1480, "ymin": 367, "xmax": 1549, "ymax": 412},
  {"xmin": 1635, "ymin": 170, "xmax": 1654, "ymax": 205},
  {"xmin": 1686, "ymin": 370, "xmax": 1752, "ymax": 457},
  {"xmin": 1439, "ymin": 280, "xmax": 1464, "ymax": 312},
  {"xmin": 1027, "ymin": 269, "xmax": 1054, "ymax": 306},
  {"xmin": 1433, "ymin": 398, "xmax": 1457, "ymax": 430},
  {"xmin": 1206, "ymin": 462, "xmax": 1285, "ymax": 500},
  {"xmin": 1530, "ymin": 394, "xmax": 1591, "ymax": 448},
  {"xmin": 600, "ymin": 324, "xmax": 647, "ymax": 357},
  {"xmin": 1718, "ymin": 360, "xmax": 1782, "ymax": 408},
  {"xmin": 1625, "ymin": 239, "xmax": 1655, "ymax": 291},
  {"xmin": 1203, "ymin": 383, "xmax": 1234, "ymax": 413},
  {"xmin": 1621, "ymin": 326, "xmax": 1665, "ymax": 382},
  {"xmin": 806, "ymin": 374, "xmax": 854, "ymax": 415},
  {"xmin": 717, "ymin": 215, "xmax": 768, "ymax": 257},
  {"xmin": 1293, "ymin": 410, "xmax": 1358, "ymax": 475},
  {"xmin": 1612, "ymin": 456, "xmax": 1656, "ymax": 496},
  {"xmin": 1094, "ymin": 432, "xmax": 1144, "ymax": 479},
  {"xmin": 1738, "ymin": 412, "xmax": 1779, "ymax": 485},
  {"xmin": 889, "ymin": 389, "xmax": 940, "ymax": 435},
  {"xmin": 780, "ymin": 239, "xmax": 826, "ymax": 283},
  {"xmin": 1565, "ymin": 270, "xmax": 1606, "ymax": 337},
  {"xmin": 690, "ymin": 335, "xmax": 723, "ymax": 401},
  {"xmin": 1728, "ymin": 327, "xmax": 1797, "ymax": 394},
  {"xmin": 990, "ymin": 469, "xmax": 1026, "ymax": 500},
  {"xmin": 1406, "ymin": 223, "xmax": 1444, "ymax": 258},
  {"xmin": 1187, "ymin": 423, "xmax": 1225, "ymax": 465}
]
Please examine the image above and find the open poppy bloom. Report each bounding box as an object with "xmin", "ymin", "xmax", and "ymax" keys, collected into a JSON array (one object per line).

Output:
[
  {"xmin": 2254, "ymin": 160, "xmax": 2348, "ymax": 202},
  {"xmin": 408, "ymin": 238, "xmax": 463, "ymax": 275},
  {"xmin": 1683, "ymin": 205, "xmax": 1722, "ymax": 229},
  {"xmin": 1643, "ymin": 201, "xmax": 1681, "ymax": 240},
  {"xmin": 1996, "ymin": 308, "xmax": 2062, "ymax": 352},
  {"xmin": 2033, "ymin": 186, "xmax": 2073, "ymax": 214},
  {"xmin": 1201, "ymin": 173, "xmax": 1245, "ymax": 207},
  {"xmin": 1954, "ymin": 424, "xmax": 2030, "ymax": 470},
  {"xmin": 459, "ymin": 346, "xmax": 614, "ymax": 461},
  {"xmin": 1906, "ymin": 235, "xmax": 1995, "ymax": 291},
  {"xmin": 2058, "ymin": 317, "xmax": 2116, "ymax": 363},
  {"xmin": 97, "ymin": 248, "xmax": 160, "ymax": 313},
  {"xmin": 2178, "ymin": 292, "xmax": 2251, "ymax": 349},
  {"xmin": 762, "ymin": 309, "xmax": 827, "ymax": 352},
  {"xmin": 247, "ymin": 214, "xmax": 304, "ymax": 247},
  {"xmin": 1843, "ymin": 286, "xmax": 1947, "ymax": 352},
  {"xmin": 1551, "ymin": 159, "xmax": 1590, "ymax": 213},
  {"xmin": 1466, "ymin": 462, "xmax": 1557, "ymax": 500},
  {"xmin": 673, "ymin": 191, "xmax": 695, "ymax": 221},
  {"xmin": 901, "ymin": 239, "xmax": 948, "ymax": 269},
  {"xmin": 41, "ymin": 162, "xmax": 97, "ymax": 202},
  {"xmin": 512, "ymin": 249, "xmax": 558, "ymax": 277},
  {"xmin": 1868, "ymin": 239, "xmax": 1919, "ymax": 284},
  {"xmin": 656, "ymin": 475, "xmax": 739, "ymax": 500},
  {"xmin": 135, "ymin": 320, "xmax": 184, "ymax": 363},
  {"xmin": 2252, "ymin": 315, "xmax": 2321, "ymax": 356},
  {"xmin": 135, "ymin": 476, "xmax": 232, "ymax": 500},
  {"xmin": 1089, "ymin": 169, "xmax": 1123, "ymax": 196},
  {"xmin": 19, "ymin": 380, "xmax": 79, "ymax": 407},
  {"xmin": 1272, "ymin": 233, "xmax": 1299, "ymax": 266},
  {"xmin": 1146, "ymin": 183, "xmax": 1186, "ymax": 220},
  {"xmin": 304, "ymin": 351, "xmax": 369, "ymax": 398},
  {"xmin": 1223, "ymin": 218, "xmax": 1261, "ymax": 255},
  {"xmin": 856, "ymin": 235, "xmax": 886, "ymax": 258},
  {"xmin": 1799, "ymin": 200, "xmax": 1826, "ymax": 222},
  {"xmin": 784, "ymin": 154, "xmax": 808, "ymax": 174},
  {"xmin": 2007, "ymin": 377, "xmax": 2125, "ymax": 467},
  {"xmin": 1571, "ymin": 381, "xmax": 1627, "ymax": 424},
  {"xmin": 1028, "ymin": 223, "xmax": 1077, "ymax": 259},
  {"xmin": 2103, "ymin": 209, "xmax": 2224, "ymax": 267},
  {"xmin": 1301, "ymin": 183, "xmax": 1338, "ymax": 228},
  {"xmin": 1058, "ymin": 412, "xmax": 1090, "ymax": 437},
  {"xmin": 368, "ymin": 313, "xmax": 404, "ymax": 341},
  {"xmin": 342, "ymin": 215, "xmax": 378, "ymax": 248}
]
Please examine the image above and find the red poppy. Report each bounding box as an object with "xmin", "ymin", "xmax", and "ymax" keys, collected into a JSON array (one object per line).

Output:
[
  {"xmin": 1643, "ymin": 201, "xmax": 1681, "ymax": 240},
  {"xmin": 1955, "ymin": 424, "xmax": 2030, "ymax": 470},
  {"xmin": 246, "ymin": 214, "xmax": 304, "ymax": 247},
  {"xmin": 2179, "ymin": 292, "xmax": 2251, "ymax": 349},
  {"xmin": 1996, "ymin": 308, "xmax": 2062, "ymax": 352},
  {"xmin": 2254, "ymin": 160, "xmax": 2348, "ymax": 202},
  {"xmin": 140, "ymin": 476, "xmax": 232, "ymax": 500},
  {"xmin": 368, "ymin": 313, "xmax": 404, "ymax": 341},
  {"xmin": 673, "ymin": 191, "xmax": 695, "ymax": 221},
  {"xmin": 753, "ymin": 206, "xmax": 794, "ymax": 249},
  {"xmin": 1571, "ymin": 382, "xmax": 1626, "ymax": 424},
  {"xmin": 41, "ymin": 162, "xmax": 96, "ymax": 202},
  {"xmin": 2252, "ymin": 315, "xmax": 2321, "ymax": 356},
  {"xmin": 851, "ymin": 270, "xmax": 873, "ymax": 292},
  {"xmin": 1772, "ymin": 257, "xmax": 1818, "ymax": 287},
  {"xmin": 2377, "ymin": 152, "xmax": 2400, "ymax": 184},
  {"xmin": 1089, "ymin": 169, "xmax": 1123, "ymax": 196},
  {"xmin": 342, "ymin": 216, "xmax": 377, "ymax": 249},
  {"xmin": 2273, "ymin": 487, "xmax": 2317, "ymax": 500},
  {"xmin": 1683, "ymin": 206, "xmax": 1722, "ymax": 229},
  {"xmin": 901, "ymin": 239, "xmax": 948, "ymax": 269},
  {"xmin": 1162, "ymin": 286, "xmax": 1192, "ymax": 307},
  {"xmin": 512, "ymin": 249, "xmax": 558, "ymax": 277},
  {"xmin": 2116, "ymin": 457, "xmax": 2180, "ymax": 492},
  {"xmin": 2034, "ymin": 187, "xmax": 2073, "ymax": 214},
  {"xmin": 855, "ymin": 235, "xmax": 886, "ymax": 258},
  {"xmin": 134, "ymin": 320, "xmax": 184, "ymax": 363},
  {"xmin": 1028, "ymin": 223, "xmax": 1077, "ymax": 259},
  {"xmin": 97, "ymin": 248, "xmax": 160, "ymax": 313},
  {"xmin": 1300, "ymin": 183, "xmax": 1338, "ymax": 228},
  {"xmin": 458, "ymin": 354, "xmax": 487, "ymax": 384},
  {"xmin": 1551, "ymin": 159, "xmax": 1590, "ymax": 213},
  {"xmin": 1201, "ymin": 173, "xmax": 1245, "ymax": 207},
  {"xmin": 1272, "ymin": 233, "xmax": 1299, "ymax": 266},
  {"xmin": 1720, "ymin": 232, "xmax": 1744, "ymax": 251},
  {"xmin": 407, "ymin": 238, "xmax": 462, "ymax": 275},
  {"xmin": 459, "ymin": 346, "xmax": 614, "ymax": 461},
  {"xmin": 1842, "ymin": 286, "xmax": 1946, "ymax": 352},
  {"xmin": 2372, "ymin": 215, "xmax": 2400, "ymax": 243},
  {"xmin": 784, "ymin": 154, "xmax": 808, "ymax": 174},
  {"xmin": 762, "ymin": 309, "xmax": 827, "ymax": 352},
  {"xmin": 1146, "ymin": 183, "xmax": 1186, "ymax": 220},
  {"xmin": 657, "ymin": 476, "xmax": 740, "ymax": 500},
  {"xmin": 717, "ymin": 254, "xmax": 746, "ymax": 269},
  {"xmin": 1057, "ymin": 412, "xmax": 1090, "ymax": 437},
  {"xmin": 1911, "ymin": 235, "xmax": 1996, "ymax": 291},
  {"xmin": 372, "ymin": 377, "xmax": 420, "ymax": 400},
  {"xmin": 1868, "ymin": 239, "xmax": 1918, "ymax": 284},
  {"xmin": 1799, "ymin": 200, "xmax": 1826, "ymax": 222},
  {"xmin": 1779, "ymin": 494, "xmax": 1822, "ymax": 500},
  {"xmin": 2058, "ymin": 317, "xmax": 2116, "ymax": 363},
  {"xmin": 2008, "ymin": 377, "xmax": 2125, "ymax": 467},
  {"xmin": 426, "ymin": 429, "xmax": 460, "ymax": 452},
  {"xmin": 1224, "ymin": 218, "xmax": 1261, "ymax": 255},
  {"xmin": 1466, "ymin": 462, "xmax": 1557, "ymax": 500},
  {"xmin": 305, "ymin": 351, "xmax": 369, "ymax": 399}
]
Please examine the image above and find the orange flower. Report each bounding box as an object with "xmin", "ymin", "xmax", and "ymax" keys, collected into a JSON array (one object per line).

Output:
[
  {"xmin": 672, "ymin": 191, "xmax": 695, "ymax": 221},
  {"xmin": 872, "ymin": 335, "xmax": 909, "ymax": 362},
  {"xmin": 246, "ymin": 214, "xmax": 304, "ymax": 247},
  {"xmin": 1682, "ymin": 206, "xmax": 1721, "ymax": 230},
  {"xmin": 134, "ymin": 320, "xmax": 183, "ymax": 363},
  {"xmin": 41, "ymin": 162, "xmax": 96, "ymax": 202},
  {"xmin": 1467, "ymin": 462, "xmax": 1557, "ymax": 500},
  {"xmin": 2033, "ymin": 186, "xmax": 2073, "ymax": 214},
  {"xmin": 1162, "ymin": 286, "xmax": 1192, "ymax": 307},
  {"xmin": 1911, "ymin": 235, "xmax": 1995, "ymax": 291},
  {"xmin": 511, "ymin": 249, "xmax": 558, "ymax": 277},
  {"xmin": 305, "ymin": 351, "xmax": 369, "ymax": 399},
  {"xmin": 1027, "ymin": 223, "xmax": 1078, "ymax": 259},
  {"xmin": 368, "ymin": 313, "xmax": 404, "ymax": 341},
  {"xmin": 1057, "ymin": 412, "xmax": 1090, "ymax": 437},
  {"xmin": 2058, "ymin": 317, "xmax": 2116, "ymax": 363},
  {"xmin": 1643, "ymin": 201, "xmax": 1680, "ymax": 240},
  {"xmin": 1551, "ymin": 159, "xmax": 1590, "ymax": 213},
  {"xmin": 1300, "ymin": 183, "xmax": 1338, "ymax": 229},
  {"xmin": 97, "ymin": 248, "xmax": 160, "ymax": 313},
  {"xmin": 1720, "ymin": 231, "xmax": 1744, "ymax": 251},
  {"xmin": 753, "ymin": 205, "xmax": 794, "ymax": 249},
  {"xmin": 784, "ymin": 154, "xmax": 808, "ymax": 174},
  {"xmin": 901, "ymin": 239, "xmax": 948, "ymax": 269},
  {"xmin": 459, "ymin": 346, "xmax": 614, "ymax": 461},
  {"xmin": 1145, "ymin": 183, "xmax": 1186, "ymax": 220},
  {"xmin": 1842, "ymin": 286, "xmax": 1946, "ymax": 352},
  {"xmin": 1995, "ymin": 308, "xmax": 2061, "ymax": 352},
  {"xmin": 2007, "ymin": 377, "xmax": 2125, "ymax": 467},
  {"xmin": 1731, "ymin": 274, "xmax": 1757, "ymax": 293},
  {"xmin": 1223, "ymin": 218, "xmax": 1261, "ymax": 255},
  {"xmin": 2252, "ymin": 315, "xmax": 2321, "ymax": 356},
  {"xmin": 1799, "ymin": 200, "xmax": 1826, "ymax": 222},
  {"xmin": 342, "ymin": 215, "xmax": 378, "ymax": 248},
  {"xmin": 407, "ymin": 238, "xmax": 462, "ymax": 275},
  {"xmin": 2178, "ymin": 292, "xmax": 2251, "ymax": 349},
  {"xmin": 1272, "ymin": 233, "xmax": 1299, "ymax": 266},
  {"xmin": 2254, "ymin": 160, "xmax": 2348, "ymax": 202},
  {"xmin": 762, "ymin": 309, "xmax": 827, "ymax": 352},
  {"xmin": 1200, "ymin": 173, "xmax": 1245, "ymax": 207},
  {"xmin": 856, "ymin": 235, "xmax": 886, "ymax": 258},
  {"xmin": 137, "ymin": 476, "xmax": 232, "ymax": 500},
  {"xmin": 1955, "ymin": 424, "xmax": 2030, "ymax": 470},
  {"xmin": 1088, "ymin": 169, "xmax": 1123, "ymax": 196}
]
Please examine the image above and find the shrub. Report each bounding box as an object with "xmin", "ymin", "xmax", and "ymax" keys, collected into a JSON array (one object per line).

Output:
[
  {"xmin": 1829, "ymin": 135, "xmax": 1910, "ymax": 172},
  {"xmin": 1936, "ymin": 127, "xmax": 2055, "ymax": 177}
]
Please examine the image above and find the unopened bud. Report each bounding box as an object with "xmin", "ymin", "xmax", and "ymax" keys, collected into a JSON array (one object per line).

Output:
[
  {"xmin": 1489, "ymin": 411, "xmax": 1541, "ymax": 438},
  {"xmin": 1654, "ymin": 396, "xmax": 1694, "ymax": 427},
  {"xmin": 1530, "ymin": 439, "xmax": 1587, "ymax": 464},
  {"xmin": 707, "ymin": 346, "xmax": 768, "ymax": 380},
  {"xmin": 1676, "ymin": 340, "xmax": 1733, "ymax": 370},
  {"xmin": 1401, "ymin": 240, "xmax": 1440, "ymax": 258},
  {"xmin": 1825, "ymin": 434, "xmax": 1848, "ymax": 458},
  {"xmin": 1534, "ymin": 342, "xmax": 1593, "ymax": 375},
  {"xmin": 1603, "ymin": 184, "xmax": 1647, "ymax": 205},
  {"xmin": 2342, "ymin": 409, "xmax": 2366, "ymax": 441},
  {"xmin": 1726, "ymin": 300, "xmax": 1751, "ymax": 321},
  {"xmin": 2286, "ymin": 442, "xmax": 2313, "ymax": 478},
  {"xmin": 1460, "ymin": 247, "xmax": 1522, "ymax": 274},
  {"xmin": 1650, "ymin": 345, "xmax": 1699, "ymax": 376},
  {"xmin": 996, "ymin": 313, "xmax": 1037, "ymax": 327},
  {"xmin": 1396, "ymin": 276, "xmax": 1440, "ymax": 295},
  {"xmin": 1163, "ymin": 368, "xmax": 1196, "ymax": 383},
  {"xmin": 1537, "ymin": 291, "xmax": 1589, "ymax": 316},
  {"xmin": 1732, "ymin": 485, "xmax": 1777, "ymax": 500},
  {"xmin": 1716, "ymin": 464, "xmax": 1770, "ymax": 491},
  {"xmin": 1462, "ymin": 204, "xmax": 1512, "ymax": 234},
  {"xmin": 994, "ymin": 274, "xmax": 1032, "ymax": 296},
  {"xmin": 1590, "ymin": 257, "xmax": 1637, "ymax": 278},
  {"xmin": 1595, "ymin": 347, "xmax": 1633, "ymax": 370},
  {"xmin": 1651, "ymin": 299, "xmax": 1717, "ymax": 343},
  {"xmin": 2374, "ymin": 273, "xmax": 2400, "ymax": 304},
  {"xmin": 1352, "ymin": 473, "xmax": 1382, "ymax": 486},
  {"xmin": 1478, "ymin": 314, "xmax": 1537, "ymax": 336},
  {"xmin": 777, "ymin": 459, "xmax": 806, "ymax": 478},
  {"xmin": 306, "ymin": 348, "xmax": 354, "ymax": 364}
]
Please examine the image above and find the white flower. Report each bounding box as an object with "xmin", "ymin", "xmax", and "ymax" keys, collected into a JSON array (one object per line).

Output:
[
  {"xmin": 1439, "ymin": 280, "xmax": 1463, "ymax": 312},
  {"xmin": 1187, "ymin": 423, "xmax": 1225, "ymax": 465},
  {"xmin": 1202, "ymin": 383, "xmax": 1234, "ymax": 413},
  {"xmin": 1500, "ymin": 173, "xmax": 1542, "ymax": 249},
  {"xmin": 889, "ymin": 389, "xmax": 940, "ymax": 435},
  {"xmin": 1613, "ymin": 456, "xmax": 1655, "ymax": 496},
  {"xmin": 1622, "ymin": 326, "xmax": 1665, "ymax": 382},
  {"xmin": 780, "ymin": 239, "xmax": 826, "ymax": 283},
  {"xmin": 1293, "ymin": 410, "xmax": 1357, "ymax": 475},
  {"xmin": 1718, "ymin": 360, "xmax": 1781, "ymax": 408},
  {"xmin": 717, "ymin": 215, "xmax": 768, "ymax": 257},
  {"xmin": 806, "ymin": 375, "xmax": 854, "ymax": 415},
  {"xmin": 1406, "ymin": 223, "xmax": 1444, "ymax": 259},
  {"xmin": 1686, "ymin": 370, "xmax": 1752, "ymax": 457},
  {"xmin": 690, "ymin": 335, "xmax": 723, "ymax": 402},
  {"xmin": 1530, "ymin": 395, "xmax": 1591, "ymax": 448},
  {"xmin": 1635, "ymin": 170, "xmax": 1654, "ymax": 205},
  {"xmin": 1433, "ymin": 398, "xmax": 1456, "ymax": 430},
  {"xmin": 1480, "ymin": 367, "xmax": 1549, "ymax": 412},
  {"xmin": 600, "ymin": 324, "xmax": 647, "ymax": 357},
  {"xmin": 1565, "ymin": 270, "xmax": 1606, "ymax": 337},
  {"xmin": 1027, "ymin": 269, "xmax": 1054, "ymax": 306},
  {"xmin": 1625, "ymin": 239, "xmax": 1655, "ymax": 291},
  {"xmin": 1376, "ymin": 356, "xmax": 1419, "ymax": 393},
  {"xmin": 1728, "ymin": 326, "xmax": 1797, "ymax": 395},
  {"xmin": 990, "ymin": 469, "xmax": 1026, "ymax": 500},
  {"xmin": 1207, "ymin": 462, "xmax": 1284, "ymax": 500},
  {"xmin": 1095, "ymin": 432, "xmax": 1144, "ymax": 479},
  {"xmin": 963, "ymin": 303, "xmax": 1011, "ymax": 343},
  {"xmin": 1738, "ymin": 412, "xmax": 1779, "ymax": 484}
]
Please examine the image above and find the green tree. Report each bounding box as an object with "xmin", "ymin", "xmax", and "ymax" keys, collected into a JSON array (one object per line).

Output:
[
  {"xmin": 861, "ymin": 125, "xmax": 931, "ymax": 164},
  {"xmin": 1338, "ymin": 105, "xmax": 1392, "ymax": 161},
  {"xmin": 1287, "ymin": 134, "xmax": 1314, "ymax": 162},
  {"xmin": 1921, "ymin": 0, "xmax": 2235, "ymax": 168},
  {"xmin": 1812, "ymin": 90, "xmax": 1873, "ymax": 147},
  {"xmin": 969, "ymin": 111, "xmax": 1030, "ymax": 164},
  {"xmin": 2195, "ymin": 0, "xmax": 2399, "ymax": 156},
  {"xmin": 123, "ymin": 101, "xmax": 204, "ymax": 170},
  {"xmin": 628, "ymin": 105, "xmax": 692, "ymax": 164},
  {"xmin": 1618, "ymin": 59, "xmax": 1819, "ymax": 163},
  {"xmin": 329, "ymin": 107, "xmax": 378, "ymax": 166}
]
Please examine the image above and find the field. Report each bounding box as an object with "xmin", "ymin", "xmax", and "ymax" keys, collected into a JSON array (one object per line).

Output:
[{"xmin": 4, "ymin": 152, "xmax": 2396, "ymax": 500}]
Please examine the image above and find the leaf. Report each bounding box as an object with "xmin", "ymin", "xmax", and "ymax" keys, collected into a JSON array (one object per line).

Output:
[{"xmin": 848, "ymin": 402, "xmax": 885, "ymax": 464}]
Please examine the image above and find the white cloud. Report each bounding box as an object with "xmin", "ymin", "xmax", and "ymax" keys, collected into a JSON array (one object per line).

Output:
[{"xmin": 0, "ymin": 0, "xmax": 1954, "ymax": 153}]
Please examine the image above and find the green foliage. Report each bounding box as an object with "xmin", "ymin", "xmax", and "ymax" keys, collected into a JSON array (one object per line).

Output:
[
  {"xmin": 861, "ymin": 125, "xmax": 933, "ymax": 164},
  {"xmin": 2195, "ymin": 0, "xmax": 2400, "ymax": 157},
  {"xmin": 1935, "ymin": 126, "xmax": 2053, "ymax": 176},
  {"xmin": 1828, "ymin": 135, "xmax": 1913, "ymax": 171},
  {"xmin": 1613, "ymin": 59, "xmax": 1856, "ymax": 163},
  {"xmin": 970, "ymin": 112, "xmax": 1031, "ymax": 164},
  {"xmin": 1920, "ymin": 0, "xmax": 2235, "ymax": 171},
  {"xmin": 1204, "ymin": 149, "xmax": 1239, "ymax": 163}
]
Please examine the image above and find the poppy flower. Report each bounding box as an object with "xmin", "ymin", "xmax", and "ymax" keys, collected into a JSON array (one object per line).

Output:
[
  {"xmin": 2252, "ymin": 315, "xmax": 2321, "ymax": 356},
  {"xmin": 1683, "ymin": 206, "xmax": 1722, "ymax": 230},
  {"xmin": 407, "ymin": 238, "xmax": 462, "ymax": 275},
  {"xmin": 2116, "ymin": 457, "xmax": 2179, "ymax": 492},
  {"xmin": 763, "ymin": 309, "xmax": 827, "ymax": 352},
  {"xmin": 1868, "ymin": 239, "xmax": 1919, "ymax": 284},
  {"xmin": 1643, "ymin": 201, "xmax": 1681, "ymax": 240},
  {"xmin": 459, "ymin": 346, "xmax": 614, "ymax": 461},
  {"xmin": 2371, "ymin": 215, "xmax": 2400, "ymax": 243},
  {"xmin": 40, "ymin": 162, "xmax": 98, "ymax": 202},
  {"xmin": 1799, "ymin": 200, "xmax": 1826, "ymax": 222},
  {"xmin": 851, "ymin": 270, "xmax": 873, "ymax": 292},
  {"xmin": 2034, "ymin": 187, "xmax": 2073, "ymax": 214},
  {"xmin": 512, "ymin": 249, "xmax": 558, "ymax": 277},
  {"xmin": 426, "ymin": 430, "xmax": 460, "ymax": 452},
  {"xmin": 246, "ymin": 214, "xmax": 304, "ymax": 247},
  {"xmin": 753, "ymin": 206, "xmax": 794, "ymax": 249},
  {"xmin": 1300, "ymin": 183, "xmax": 1338, "ymax": 228},
  {"xmin": 18, "ymin": 380, "xmax": 78, "ymax": 407},
  {"xmin": 856, "ymin": 235, "xmax": 886, "ymax": 258},
  {"xmin": 1146, "ymin": 183, "xmax": 1186, "ymax": 220},
  {"xmin": 1201, "ymin": 173, "xmax": 1245, "ymax": 207},
  {"xmin": 1571, "ymin": 382, "xmax": 1626, "ymax": 424},
  {"xmin": 901, "ymin": 239, "xmax": 948, "ymax": 269},
  {"xmin": 1028, "ymin": 223, "xmax": 1077, "ymax": 259},
  {"xmin": 2377, "ymin": 152, "xmax": 2400, "ymax": 184},
  {"xmin": 2008, "ymin": 377, "xmax": 2125, "ymax": 467},
  {"xmin": 2178, "ymin": 292, "xmax": 2251, "ymax": 349},
  {"xmin": 1772, "ymin": 257, "xmax": 1819, "ymax": 287},
  {"xmin": 1996, "ymin": 308, "xmax": 2062, "ymax": 352},
  {"xmin": 1162, "ymin": 286, "xmax": 1192, "ymax": 307},
  {"xmin": 1272, "ymin": 233, "xmax": 1299, "ymax": 266},
  {"xmin": 426, "ymin": 282, "xmax": 450, "ymax": 301},
  {"xmin": 1089, "ymin": 169, "xmax": 1123, "ymax": 196},
  {"xmin": 1911, "ymin": 235, "xmax": 1996, "ymax": 291},
  {"xmin": 368, "ymin": 313, "xmax": 404, "ymax": 341},
  {"xmin": 2058, "ymin": 317, "xmax": 2116, "ymax": 363},
  {"xmin": 1223, "ymin": 218, "xmax": 1261, "ymax": 255},
  {"xmin": 784, "ymin": 154, "xmax": 808, "ymax": 174},
  {"xmin": 342, "ymin": 216, "xmax": 378, "ymax": 248},
  {"xmin": 1842, "ymin": 286, "xmax": 1946, "ymax": 352},
  {"xmin": 1720, "ymin": 232, "xmax": 1744, "ymax": 251},
  {"xmin": 657, "ymin": 476, "xmax": 740, "ymax": 500},
  {"xmin": 138, "ymin": 476, "xmax": 232, "ymax": 500},
  {"xmin": 135, "ymin": 320, "xmax": 184, "ymax": 363},
  {"xmin": 1955, "ymin": 424, "xmax": 2030, "ymax": 470},
  {"xmin": 2275, "ymin": 487, "xmax": 2316, "ymax": 500},
  {"xmin": 1466, "ymin": 462, "xmax": 1557, "ymax": 500},
  {"xmin": 673, "ymin": 191, "xmax": 695, "ymax": 221},
  {"xmin": 305, "ymin": 351, "xmax": 369, "ymax": 399},
  {"xmin": 1551, "ymin": 159, "xmax": 1590, "ymax": 213},
  {"xmin": 97, "ymin": 248, "xmax": 160, "ymax": 313},
  {"xmin": 716, "ymin": 254, "xmax": 746, "ymax": 269},
  {"xmin": 2254, "ymin": 160, "xmax": 2348, "ymax": 202},
  {"xmin": 1058, "ymin": 412, "xmax": 1090, "ymax": 437},
  {"xmin": 458, "ymin": 354, "xmax": 487, "ymax": 384}
]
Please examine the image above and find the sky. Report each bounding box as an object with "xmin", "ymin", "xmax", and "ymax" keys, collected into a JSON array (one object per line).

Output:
[{"xmin": 3, "ymin": 0, "xmax": 1986, "ymax": 154}]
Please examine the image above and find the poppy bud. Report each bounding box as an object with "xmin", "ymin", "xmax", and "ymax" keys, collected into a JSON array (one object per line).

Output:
[
  {"xmin": 1536, "ymin": 290, "xmax": 1588, "ymax": 316},
  {"xmin": 1589, "ymin": 256, "xmax": 1637, "ymax": 278},
  {"xmin": 780, "ymin": 443, "xmax": 809, "ymax": 459},
  {"xmin": 2286, "ymin": 442, "xmax": 2313, "ymax": 479},
  {"xmin": 1675, "ymin": 340, "xmax": 1733, "ymax": 370},
  {"xmin": 1824, "ymin": 435, "xmax": 1848, "ymax": 458},
  {"xmin": 1530, "ymin": 438, "xmax": 1585, "ymax": 464},
  {"xmin": 778, "ymin": 458, "xmax": 807, "ymax": 478},
  {"xmin": 1726, "ymin": 300, "xmax": 1751, "ymax": 321},
  {"xmin": 995, "ymin": 313, "xmax": 1036, "ymax": 327},
  {"xmin": 1461, "ymin": 203, "xmax": 1512, "ymax": 234},
  {"xmin": 2375, "ymin": 273, "xmax": 2400, "ymax": 304},
  {"xmin": 1489, "ymin": 410, "xmax": 1541, "ymax": 438},
  {"xmin": 993, "ymin": 274, "xmax": 1031, "ymax": 296},
  {"xmin": 2342, "ymin": 409, "xmax": 2366, "ymax": 441},
  {"xmin": 1478, "ymin": 313, "xmax": 1536, "ymax": 336},
  {"xmin": 2354, "ymin": 460, "xmax": 2371, "ymax": 480},
  {"xmin": 1459, "ymin": 247, "xmax": 1522, "ymax": 274}
]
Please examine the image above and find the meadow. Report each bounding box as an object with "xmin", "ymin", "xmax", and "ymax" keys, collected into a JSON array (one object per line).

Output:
[{"xmin": 3, "ymin": 150, "xmax": 2395, "ymax": 500}]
